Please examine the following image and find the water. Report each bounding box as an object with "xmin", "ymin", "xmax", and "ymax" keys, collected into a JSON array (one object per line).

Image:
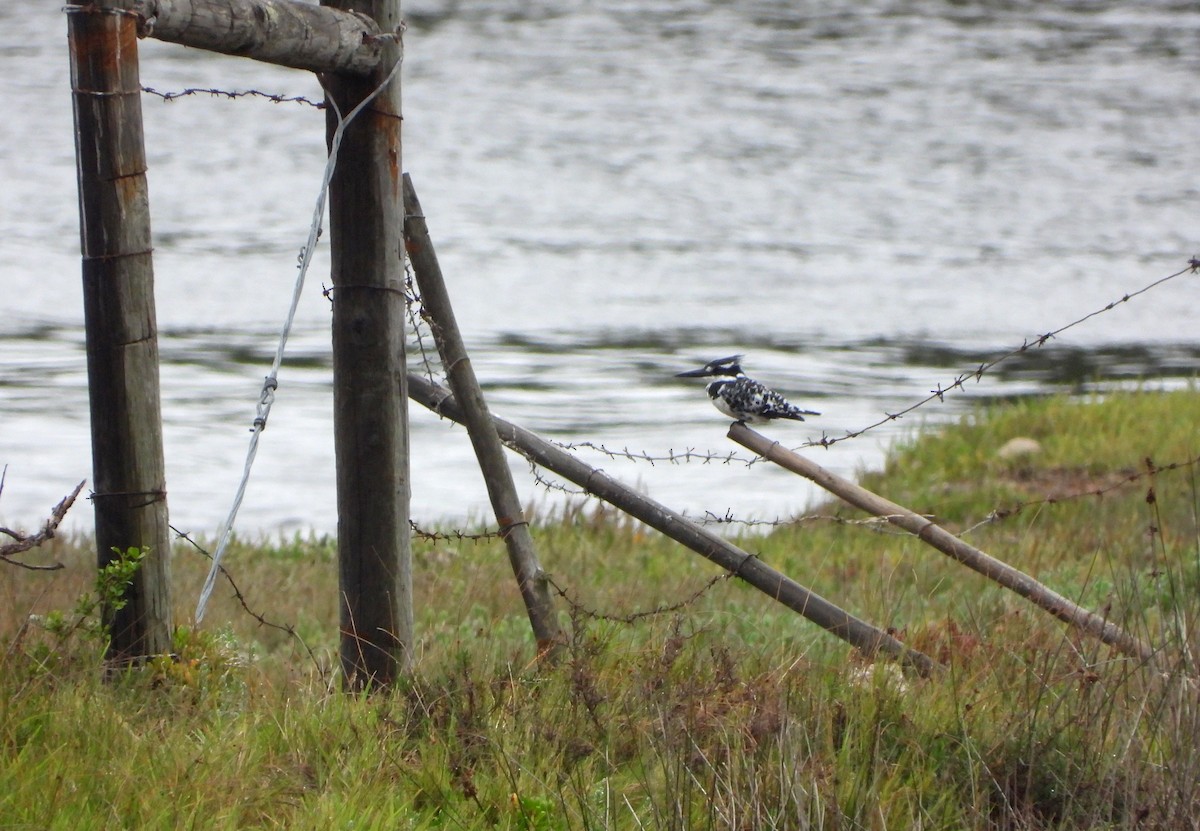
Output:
[{"xmin": 1, "ymin": 1, "xmax": 1197, "ymax": 537}]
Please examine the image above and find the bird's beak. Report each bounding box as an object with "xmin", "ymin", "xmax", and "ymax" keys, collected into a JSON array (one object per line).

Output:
[{"xmin": 675, "ymin": 367, "xmax": 711, "ymax": 378}]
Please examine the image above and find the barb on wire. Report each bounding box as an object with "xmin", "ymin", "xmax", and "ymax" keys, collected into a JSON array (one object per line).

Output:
[
  {"xmin": 142, "ymin": 86, "xmax": 326, "ymax": 108},
  {"xmin": 527, "ymin": 461, "xmax": 592, "ymax": 496},
  {"xmin": 545, "ymin": 571, "xmax": 731, "ymax": 625},
  {"xmin": 809, "ymin": 260, "xmax": 1198, "ymax": 450},
  {"xmin": 195, "ymin": 55, "xmax": 404, "ymax": 624}
]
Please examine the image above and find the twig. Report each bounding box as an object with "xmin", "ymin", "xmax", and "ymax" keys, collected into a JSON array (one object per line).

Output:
[{"xmin": 0, "ymin": 481, "xmax": 84, "ymax": 571}]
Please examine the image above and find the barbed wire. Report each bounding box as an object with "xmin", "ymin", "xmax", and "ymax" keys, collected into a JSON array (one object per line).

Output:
[
  {"xmin": 545, "ymin": 570, "xmax": 732, "ymax": 625},
  {"xmin": 551, "ymin": 441, "xmax": 761, "ymax": 467},
  {"xmin": 402, "ymin": 261, "xmax": 441, "ymax": 384},
  {"xmin": 538, "ymin": 260, "xmax": 1200, "ymax": 468},
  {"xmin": 170, "ymin": 524, "xmax": 324, "ymax": 673},
  {"xmin": 420, "ymin": 446, "xmax": 1200, "ymax": 549},
  {"xmin": 142, "ymin": 86, "xmax": 326, "ymax": 108},
  {"xmin": 410, "ymin": 520, "xmax": 501, "ymax": 543},
  {"xmin": 524, "ymin": 460, "xmax": 592, "ymax": 497},
  {"xmin": 802, "ymin": 259, "xmax": 1199, "ymax": 451},
  {"xmin": 695, "ymin": 508, "xmax": 928, "ymax": 533}
]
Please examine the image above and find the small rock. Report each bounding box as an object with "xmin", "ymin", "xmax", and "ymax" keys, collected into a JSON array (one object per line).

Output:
[{"xmin": 997, "ymin": 437, "xmax": 1042, "ymax": 461}]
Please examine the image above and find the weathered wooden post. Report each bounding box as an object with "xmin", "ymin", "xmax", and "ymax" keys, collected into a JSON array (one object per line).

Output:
[
  {"xmin": 67, "ymin": 0, "xmax": 173, "ymax": 662},
  {"xmin": 321, "ymin": 0, "xmax": 412, "ymax": 688}
]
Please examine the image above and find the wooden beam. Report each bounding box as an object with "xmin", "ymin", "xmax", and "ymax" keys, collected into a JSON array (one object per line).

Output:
[
  {"xmin": 406, "ymin": 373, "xmax": 941, "ymax": 677},
  {"xmin": 323, "ymin": 0, "xmax": 410, "ymax": 690},
  {"xmin": 67, "ymin": 1, "xmax": 173, "ymax": 663},
  {"xmin": 130, "ymin": 0, "xmax": 384, "ymax": 75},
  {"xmin": 729, "ymin": 422, "xmax": 1158, "ymax": 663},
  {"xmin": 133, "ymin": 0, "xmax": 386, "ymax": 76},
  {"xmin": 403, "ymin": 174, "xmax": 562, "ymax": 661}
]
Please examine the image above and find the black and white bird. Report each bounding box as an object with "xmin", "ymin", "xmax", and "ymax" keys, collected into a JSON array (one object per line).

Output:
[{"xmin": 676, "ymin": 355, "xmax": 819, "ymax": 425}]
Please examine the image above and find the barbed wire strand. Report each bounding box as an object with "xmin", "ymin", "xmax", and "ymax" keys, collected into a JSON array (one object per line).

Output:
[
  {"xmin": 545, "ymin": 571, "xmax": 731, "ymax": 625},
  {"xmin": 410, "ymin": 520, "xmax": 501, "ymax": 543},
  {"xmin": 142, "ymin": 86, "xmax": 326, "ymax": 109},
  {"xmin": 402, "ymin": 261, "xmax": 441, "ymax": 382},
  {"xmin": 137, "ymin": 83, "xmax": 1200, "ymax": 635},
  {"xmin": 807, "ymin": 260, "xmax": 1199, "ymax": 450},
  {"xmin": 172, "ymin": 524, "xmax": 324, "ymax": 674},
  {"xmin": 550, "ymin": 260, "xmax": 1199, "ymax": 466},
  {"xmin": 195, "ymin": 57, "xmax": 404, "ymax": 624}
]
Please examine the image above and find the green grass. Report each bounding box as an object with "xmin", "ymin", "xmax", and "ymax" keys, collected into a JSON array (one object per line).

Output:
[{"xmin": 3, "ymin": 389, "xmax": 1200, "ymax": 829}]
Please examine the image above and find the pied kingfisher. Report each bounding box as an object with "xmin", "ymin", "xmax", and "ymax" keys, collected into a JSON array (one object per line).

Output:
[{"xmin": 676, "ymin": 355, "xmax": 819, "ymax": 425}]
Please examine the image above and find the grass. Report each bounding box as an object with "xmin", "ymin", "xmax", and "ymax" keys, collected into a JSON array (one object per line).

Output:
[{"xmin": 3, "ymin": 389, "xmax": 1200, "ymax": 829}]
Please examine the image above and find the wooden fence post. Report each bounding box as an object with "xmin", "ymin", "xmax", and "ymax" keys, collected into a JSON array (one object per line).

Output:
[
  {"xmin": 67, "ymin": 0, "xmax": 173, "ymax": 662},
  {"xmin": 321, "ymin": 0, "xmax": 411, "ymax": 689}
]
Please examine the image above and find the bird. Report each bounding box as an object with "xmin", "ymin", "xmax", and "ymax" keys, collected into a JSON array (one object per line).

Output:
[{"xmin": 676, "ymin": 355, "xmax": 819, "ymax": 425}]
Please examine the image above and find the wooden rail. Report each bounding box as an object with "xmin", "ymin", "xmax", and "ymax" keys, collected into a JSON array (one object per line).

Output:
[{"xmin": 133, "ymin": 0, "xmax": 388, "ymax": 75}]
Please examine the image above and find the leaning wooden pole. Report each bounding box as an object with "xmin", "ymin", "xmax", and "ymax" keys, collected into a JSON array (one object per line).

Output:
[
  {"xmin": 403, "ymin": 175, "xmax": 563, "ymax": 660},
  {"xmin": 322, "ymin": 0, "xmax": 411, "ymax": 689},
  {"xmin": 67, "ymin": 0, "xmax": 173, "ymax": 663},
  {"xmin": 407, "ymin": 374, "xmax": 940, "ymax": 677},
  {"xmin": 729, "ymin": 423, "xmax": 1157, "ymax": 663}
]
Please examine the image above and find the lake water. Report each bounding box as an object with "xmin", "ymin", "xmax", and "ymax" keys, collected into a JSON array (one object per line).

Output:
[{"xmin": 1, "ymin": 1, "xmax": 1197, "ymax": 538}]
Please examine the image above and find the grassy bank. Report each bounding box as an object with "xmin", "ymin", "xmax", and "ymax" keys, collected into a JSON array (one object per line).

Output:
[{"xmin": 3, "ymin": 390, "xmax": 1199, "ymax": 829}]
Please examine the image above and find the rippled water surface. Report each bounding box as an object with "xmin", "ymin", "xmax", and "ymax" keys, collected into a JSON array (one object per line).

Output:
[{"xmin": 1, "ymin": 1, "xmax": 1197, "ymax": 535}]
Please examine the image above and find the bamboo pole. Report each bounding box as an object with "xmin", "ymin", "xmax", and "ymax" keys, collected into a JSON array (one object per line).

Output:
[
  {"xmin": 402, "ymin": 175, "xmax": 563, "ymax": 660},
  {"xmin": 132, "ymin": 0, "xmax": 386, "ymax": 76},
  {"xmin": 67, "ymin": 0, "xmax": 173, "ymax": 662},
  {"xmin": 406, "ymin": 374, "xmax": 940, "ymax": 677},
  {"xmin": 728, "ymin": 423, "xmax": 1157, "ymax": 663},
  {"xmin": 322, "ymin": 0, "xmax": 410, "ymax": 690}
]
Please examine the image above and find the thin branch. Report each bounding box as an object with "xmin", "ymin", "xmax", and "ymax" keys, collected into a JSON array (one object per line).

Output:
[{"xmin": 0, "ymin": 480, "xmax": 84, "ymax": 571}]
